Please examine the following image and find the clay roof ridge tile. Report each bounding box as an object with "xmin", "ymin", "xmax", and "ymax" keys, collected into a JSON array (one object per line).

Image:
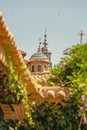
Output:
[
  {"xmin": 0, "ymin": 13, "xmax": 14, "ymax": 42},
  {"xmin": 0, "ymin": 12, "xmax": 3, "ymax": 18},
  {"xmin": 5, "ymin": 28, "xmax": 14, "ymax": 41},
  {"xmin": 2, "ymin": 21, "xmax": 7, "ymax": 30},
  {"xmin": 0, "ymin": 14, "xmax": 4, "ymax": 25}
]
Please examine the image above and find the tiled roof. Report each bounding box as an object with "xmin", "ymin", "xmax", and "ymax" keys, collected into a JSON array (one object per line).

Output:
[{"xmin": 30, "ymin": 51, "xmax": 49, "ymax": 61}]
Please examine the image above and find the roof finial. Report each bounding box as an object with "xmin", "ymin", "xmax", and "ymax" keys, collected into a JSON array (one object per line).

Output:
[
  {"xmin": 38, "ymin": 37, "xmax": 42, "ymax": 52},
  {"xmin": 39, "ymin": 37, "xmax": 41, "ymax": 45},
  {"xmin": 45, "ymin": 28, "xmax": 47, "ymax": 35},
  {"xmin": 44, "ymin": 28, "xmax": 47, "ymax": 42},
  {"xmin": 43, "ymin": 28, "xmax": 48, "ymax": 47}
]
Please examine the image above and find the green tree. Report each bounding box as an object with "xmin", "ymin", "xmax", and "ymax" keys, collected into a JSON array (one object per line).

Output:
[{"xmin": 50, "ymin": 43, "xmax": 87, "ymax": 86}]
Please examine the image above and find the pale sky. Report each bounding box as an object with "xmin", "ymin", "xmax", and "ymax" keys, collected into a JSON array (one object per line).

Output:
[{"xmin": 0, "ymin": 0, "xmax": 87, "ymax": 65}]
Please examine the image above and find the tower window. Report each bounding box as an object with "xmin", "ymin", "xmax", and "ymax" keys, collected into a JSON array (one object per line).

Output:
[{"xmin": 37, "ymin": 65, "xmax": 41, "ymax": 72}]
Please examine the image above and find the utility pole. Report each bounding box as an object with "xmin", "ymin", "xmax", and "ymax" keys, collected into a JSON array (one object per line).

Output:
[
  {"xmin": 80, "ymin": 30, "xmax": 83, "ymax": 44},
  {"xmin": 79, "ymin": 30, "xmax": 86, "ymax": 44}
]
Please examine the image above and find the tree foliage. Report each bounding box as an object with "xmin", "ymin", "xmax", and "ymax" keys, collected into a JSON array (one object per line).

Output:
[{"xmin": 50, "ymin": 43, "xmax": 87, "ymax": 86}]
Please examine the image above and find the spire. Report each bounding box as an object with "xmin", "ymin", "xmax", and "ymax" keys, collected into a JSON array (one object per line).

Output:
[
  {"xmin": 43, "ymin": 28, "xmax": 48, "ymax": 47},
  {"xmin": 42, "ymin": 29, "xmax": 52, "ymax": 68},
  {"xmin": 37, "ymin": 38, "xmax": 42, "ymax": 52},
  {"xmin": 44, "ymin": 28, "xmax": 47, "ymax": 42},
  {"xmin": 39, "ymin": 37, "xmax": 41, "ymax": 45}
]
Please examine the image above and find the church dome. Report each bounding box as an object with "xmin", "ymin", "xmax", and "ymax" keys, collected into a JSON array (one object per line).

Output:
[
  {"xmin": 30, "ymin": 51, "xmax": 49, "ymax": 61},
  {"xmin": 29, "ymin": 45, "xmax": 49, "ymax": 61}
]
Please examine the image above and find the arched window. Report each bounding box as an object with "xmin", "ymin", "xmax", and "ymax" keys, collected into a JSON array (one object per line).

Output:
[
  {"xmin": 44, "ymin": 65, "xmax": 46, "ymax": 71},
  {"xmin": 37, "ymin": 65, "xmax": 41, "ymax": 72},
  {"xmin": 31, "ymin": 65, "xmax": 34, "ymax": 72}
]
